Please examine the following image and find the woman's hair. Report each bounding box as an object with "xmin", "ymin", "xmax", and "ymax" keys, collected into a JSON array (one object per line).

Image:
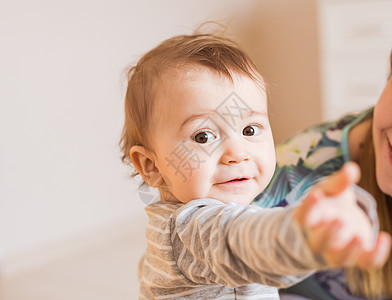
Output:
[
  {"xmin": 119, "ymin": 33, "xmax": 261, "ymax": 178},
  {"xmin": 346, "ymin": 125, "xmax": 392, "ymax": 299},
  {"xmin": 345, "ymin": 49, "xmax": 392, "ymax": 299}
]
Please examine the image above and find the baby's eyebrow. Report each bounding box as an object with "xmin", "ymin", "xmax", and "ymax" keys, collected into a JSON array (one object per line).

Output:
[
  {"xmin": 180, "ymin": 111, "xmax": 216, "ymax": 130},
  {"xmin": 245, "ymin": 111, "xmax": 268, "ymax": 118},
  {"xmin": 180, "ymin": 110, "xmax": 268, "ymax": 131}
]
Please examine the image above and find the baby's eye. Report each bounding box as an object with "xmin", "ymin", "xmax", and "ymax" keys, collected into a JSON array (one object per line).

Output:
[
  {"xmin": 193, "ymin": 131, "xmax": 216, "ymax": 144},
  {"xmin": 242, "ymin": 124, "xmax": 262, "ymax": 136}
]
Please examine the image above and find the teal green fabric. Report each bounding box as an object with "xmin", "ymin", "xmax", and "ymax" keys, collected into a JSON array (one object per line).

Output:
[{"xmin": 254, "ymin": 108, "xmax": 373, "ymax": 208}]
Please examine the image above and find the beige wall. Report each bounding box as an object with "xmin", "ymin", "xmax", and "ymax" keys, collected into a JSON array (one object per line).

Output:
[
  {"xmin": 238, "ymin": 0, "xmax": 322, "ymax": 144},
  {"xmin": 236, "ymin": 0, "xmax": 392, "ymax": 144}
]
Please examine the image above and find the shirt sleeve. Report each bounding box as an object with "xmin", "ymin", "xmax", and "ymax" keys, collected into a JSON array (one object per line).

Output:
[{"xmin": 170, "ymin": 199, "xmax": 327, "ymax": 288}]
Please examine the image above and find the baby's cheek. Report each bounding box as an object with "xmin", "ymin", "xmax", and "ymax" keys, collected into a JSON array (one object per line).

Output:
[
  {"xmin": 259, "ymin": 158, "xmax": 276, "ymax": 185},
  {"xmin": 180, "ymin": 172, "xmax": 209, "ymax": 199}
]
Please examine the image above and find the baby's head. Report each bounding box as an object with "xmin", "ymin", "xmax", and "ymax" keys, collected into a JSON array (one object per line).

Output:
[{"xmin": 120, "ymin": 33, "xmax": 276, "ymax": 205}]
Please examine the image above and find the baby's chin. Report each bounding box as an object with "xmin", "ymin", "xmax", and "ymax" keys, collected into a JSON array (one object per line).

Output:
[
  {"xmin": 211, "ymin": 191, "xmax": 257, "ymax": 206},
  {"xmin": 166, "ymin": 187, "xmax": 260, "ymax": 205}
]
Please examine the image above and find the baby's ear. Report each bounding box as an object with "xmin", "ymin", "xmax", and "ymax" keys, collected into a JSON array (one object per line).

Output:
[{"xmin": 130, "ymin": 146, "xmax": 163, "ymax": 188}]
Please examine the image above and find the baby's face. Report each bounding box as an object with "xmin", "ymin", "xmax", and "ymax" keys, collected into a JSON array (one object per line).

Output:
[{"xmin": 151, "ymin": 70, "xmax": 276, "ymax": 205}]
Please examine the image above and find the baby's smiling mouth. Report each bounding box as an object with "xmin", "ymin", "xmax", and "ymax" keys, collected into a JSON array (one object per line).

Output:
[{"xmin": 217, "ymin": 177, "xmax": 250, "ymax": 185}]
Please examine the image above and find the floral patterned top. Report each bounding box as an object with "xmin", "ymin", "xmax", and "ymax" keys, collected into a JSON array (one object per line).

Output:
[{"xmin": 254, "ymin": 107, "xmax": 377, "ymax": 300}]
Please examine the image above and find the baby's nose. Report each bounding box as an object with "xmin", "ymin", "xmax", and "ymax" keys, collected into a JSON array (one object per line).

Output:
[{"xmin": 220, "ymin": 138, "xmax": 249, "ymax": 164}]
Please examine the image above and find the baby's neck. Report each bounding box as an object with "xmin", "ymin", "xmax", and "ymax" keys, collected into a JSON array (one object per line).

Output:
[{"xmin": 159, "ymin": 188, "xmax": 183, "ymax": 203}]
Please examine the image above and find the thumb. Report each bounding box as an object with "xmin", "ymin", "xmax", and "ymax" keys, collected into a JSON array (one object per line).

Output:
[{"xmin": 318, "ymin": 162, "xmax": 360, "ymax": 196}]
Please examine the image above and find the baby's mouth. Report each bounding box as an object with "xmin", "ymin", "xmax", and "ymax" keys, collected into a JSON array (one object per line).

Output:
[
  {"xmin": 218, "ymin": 177, "xmax": 250, "ymax": 184},
  {"xmin": 228, "ymin": 178, "xmax": 248, "ymax": 182}
]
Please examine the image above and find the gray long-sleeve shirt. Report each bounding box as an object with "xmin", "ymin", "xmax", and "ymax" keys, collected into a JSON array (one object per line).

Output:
[{"xmin": 138, "ymin": 198, "xmax": 329, "ymax": 299}]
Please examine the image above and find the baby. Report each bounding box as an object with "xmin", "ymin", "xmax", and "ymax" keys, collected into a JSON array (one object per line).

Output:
[{"xmin": 119, "ymin": 33, "xmax": 391, "ymax": 299}]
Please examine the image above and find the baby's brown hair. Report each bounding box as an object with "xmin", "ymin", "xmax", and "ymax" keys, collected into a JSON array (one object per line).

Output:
[{"xmin": 119, "ymin": 33, "xmax": 262, "ymax": 178}]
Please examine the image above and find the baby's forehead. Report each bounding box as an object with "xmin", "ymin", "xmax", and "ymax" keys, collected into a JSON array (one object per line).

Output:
[
  {"xmin": 183, "ymin": 67, "xmax": 264, "ymax": 84},
  {"xmin": 153, "ymin": 68, "xmax": 267, "ymax": 122},
  {"xmin": 157, "ymin": 67, "xmax": 265, "ymax": 94}
]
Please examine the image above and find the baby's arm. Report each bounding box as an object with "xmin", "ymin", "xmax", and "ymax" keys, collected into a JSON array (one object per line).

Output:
[
  {"xmin": 171, "ymin": 200, "xmax": 326, "ymax": 288},
  {"xmin": 295, "ymin": 162, "xmax": 391, "ymax": 269},
  {"xmin": 171, "ymin": 163, "xmax": 391, "ymax": 288}
]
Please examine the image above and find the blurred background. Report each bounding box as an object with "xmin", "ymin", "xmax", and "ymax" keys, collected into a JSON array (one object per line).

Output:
[{"xmin": 0, "ymin": 0, "xmax": 391, "ymax": 299}]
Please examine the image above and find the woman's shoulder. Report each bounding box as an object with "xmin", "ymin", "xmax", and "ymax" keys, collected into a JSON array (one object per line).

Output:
[{"xmin": 276, "ymin": 108, "xmax": 374, "ymax": 169}]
